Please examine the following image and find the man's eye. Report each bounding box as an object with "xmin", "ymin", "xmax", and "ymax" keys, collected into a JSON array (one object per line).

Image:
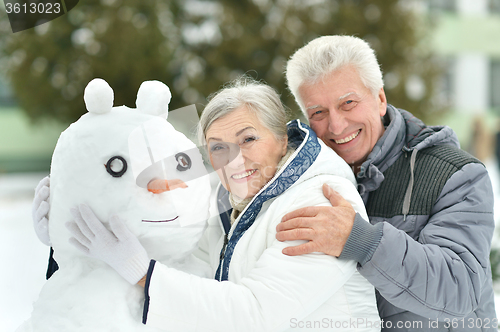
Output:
[
  {"xmin": 309, "ymin": 109, "xmax": 326, "ymax": 120},
  {"xmin": 344, "ymin": 100, "xmax": 358, "ymax": 109},
  {"xmin": 309, "ymin": 110, "xmax": 321, "ymax": 118}
]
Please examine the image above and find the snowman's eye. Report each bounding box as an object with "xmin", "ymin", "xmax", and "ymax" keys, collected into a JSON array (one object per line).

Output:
[
  {"xmin": 105, "ymin": 156, "xmax": 128, "ymax": 177},
  {"xmin": 175, "ymin": 152, "xmax": 191, "ymax": 171}
]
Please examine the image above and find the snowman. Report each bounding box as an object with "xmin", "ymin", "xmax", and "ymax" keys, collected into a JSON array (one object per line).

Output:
[{"xmin": 18, "ymin": 78, "xmax": 211, "ymax": 331}]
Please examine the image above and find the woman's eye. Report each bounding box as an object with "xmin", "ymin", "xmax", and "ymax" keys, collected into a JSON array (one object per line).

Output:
[
  {"xmin": 210, "ymin": 144, "xmax": 229, "ymax": 156},
  {"xmin": 243, "ymin": 136, "xmax": 256, "ymax": 144}
]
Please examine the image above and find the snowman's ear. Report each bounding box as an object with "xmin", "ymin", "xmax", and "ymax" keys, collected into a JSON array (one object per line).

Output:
[
  {"xmin": 136, "ymin": 81, "xmax": 172, "ymax": 118},
  {"xmin": 84, "ymin": 78, "xmax": 114, "ymax": 114}
]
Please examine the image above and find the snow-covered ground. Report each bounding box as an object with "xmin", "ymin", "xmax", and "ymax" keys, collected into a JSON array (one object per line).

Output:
[
  {"xmin": 2, "ymin": 160, "xmax": 500, "ymax": 332},
  {"xmin": 0, "ymin": 172, "xmax": 52, "ymax": 332}
]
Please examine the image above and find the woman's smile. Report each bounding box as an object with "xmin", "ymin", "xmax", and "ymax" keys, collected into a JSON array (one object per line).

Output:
[{"xmin": 231, "ymin": 169, "xmax": 257, "ymax": 181}]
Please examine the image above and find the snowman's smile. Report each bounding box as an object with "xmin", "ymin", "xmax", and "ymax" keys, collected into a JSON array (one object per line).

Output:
[{"xmin": 142, "ymin": 216, "xmax": 179, "ymax": 223}]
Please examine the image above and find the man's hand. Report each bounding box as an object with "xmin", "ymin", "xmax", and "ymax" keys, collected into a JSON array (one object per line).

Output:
[
  {"xmin": 276, "ymin": 184, "xmax": 355, "ymax": 257},
  {"xmin": 32, "ymin": 176, "xmax": 51, "ymax": 246}
]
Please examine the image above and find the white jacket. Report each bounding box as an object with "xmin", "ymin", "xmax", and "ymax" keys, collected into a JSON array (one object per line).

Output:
[{"xmin": 143, "ymin": 120, "xmax": 380, "ymax": 332}]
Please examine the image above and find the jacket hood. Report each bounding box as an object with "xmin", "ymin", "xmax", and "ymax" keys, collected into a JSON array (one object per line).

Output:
[{"xmin": 400, "ymin": 108, "xmax": 460, "ymax": 151}]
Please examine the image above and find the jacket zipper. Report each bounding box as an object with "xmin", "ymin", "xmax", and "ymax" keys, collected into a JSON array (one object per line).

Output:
[
  {"xmin": 218, "ymin": 214, "xmax": 239, "ymax": 281},
  {"xmin": 220, "ymin": 233, "xmax": 228, "ymax": 260}
]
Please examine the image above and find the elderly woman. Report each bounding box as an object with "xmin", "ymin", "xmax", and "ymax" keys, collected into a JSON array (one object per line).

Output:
[{"xmin": 66, "ymin": 77, "xmax": 380, "ymax": 331}]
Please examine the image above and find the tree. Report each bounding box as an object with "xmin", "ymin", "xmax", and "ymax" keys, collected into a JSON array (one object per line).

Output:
[
  {"xmin": 0, "ymin": 0, "xmax": 442, "ymax": 124},
  {"xmin": 0, "ymin": 0, "xmax": 185, "ymax": 123},
  {"xmin": 187, "ymin": 0, "xmax": 442, "ymax": 121}
]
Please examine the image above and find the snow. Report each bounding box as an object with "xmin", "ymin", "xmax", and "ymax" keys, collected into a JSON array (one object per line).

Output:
[
  {"xmin": 83, "ymin": 78, "xmax": 114, "ymax": 114},
  {"xmin": 136, "ymin": 80, "xmax": 172, "ymax": 116},
  {"xmin": 0, "ymin": 172, "xmax": 51, "ymax": 332},
  {"xmin": 2, "ymin": 159, "xmax": 500, "ymax": 331}
]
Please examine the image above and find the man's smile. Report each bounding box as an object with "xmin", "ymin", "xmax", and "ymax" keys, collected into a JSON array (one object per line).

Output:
[{"xmin": 333, "ymin": 129, "xmax": 361, "ymax": 144}]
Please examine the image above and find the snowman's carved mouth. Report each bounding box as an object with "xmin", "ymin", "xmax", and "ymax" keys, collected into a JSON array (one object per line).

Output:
[{"xmin": 142, "ymin": 216, "xmax": 179, "ymax": 223}]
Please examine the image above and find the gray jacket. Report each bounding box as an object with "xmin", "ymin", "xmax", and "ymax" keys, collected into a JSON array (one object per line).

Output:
[{"xmin": 340, "ymin": 106, "xmax": 496, "ymax": 331}]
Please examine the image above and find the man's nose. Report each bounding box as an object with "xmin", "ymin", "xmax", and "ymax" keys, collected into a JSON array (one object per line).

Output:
[{"xmin": 327, "ymin": 109, "xmax": 348, "ymax": 136}]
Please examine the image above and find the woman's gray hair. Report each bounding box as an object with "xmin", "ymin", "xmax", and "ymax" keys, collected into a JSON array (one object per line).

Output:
[
  {"xmin": 198, "ymin": 76, "xmax": 288, "ymax": 145},
  {"xmin": 286, "ymin": 35, "xmax": 384, "ymax": 116}
]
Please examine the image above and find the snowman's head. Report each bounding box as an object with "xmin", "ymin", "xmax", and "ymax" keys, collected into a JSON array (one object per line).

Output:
[{"xmin": 49, "ymin": 79, "xmax": 211, "ymax": 265}]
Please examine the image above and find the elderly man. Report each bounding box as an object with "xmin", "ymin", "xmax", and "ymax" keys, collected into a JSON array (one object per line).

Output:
[{"xmin": 276, "ymin": 35, "xmax": 496, "ymax": 330}]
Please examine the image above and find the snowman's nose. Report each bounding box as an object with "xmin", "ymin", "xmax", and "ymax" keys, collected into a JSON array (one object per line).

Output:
[{"xmin": 147, "ymin": 179, "xmax": 188, "ymax": 194}]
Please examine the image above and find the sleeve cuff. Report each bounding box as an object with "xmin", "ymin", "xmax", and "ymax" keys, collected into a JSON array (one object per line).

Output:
[
  {"xmin": 142, "ymin": 259, "xmax": 157, "ymax": 325},
  {"xmin": 338, "ymin": 213, "xmax": 383, "ymax": 266}
]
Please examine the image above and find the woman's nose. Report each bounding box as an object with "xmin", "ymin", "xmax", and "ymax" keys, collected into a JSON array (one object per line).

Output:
[
  {"xmin": 147, "ymin": 179, "xmax": 188, "ymax": 194},
  {"xmin": 226, "ymin": 149, "xmax": 245, "ymax": 169}
]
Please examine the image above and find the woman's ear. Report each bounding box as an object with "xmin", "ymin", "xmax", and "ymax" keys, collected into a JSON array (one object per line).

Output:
[{"xmin": 281, "ymin": 136, "xmax": 288, "ymax": 156}]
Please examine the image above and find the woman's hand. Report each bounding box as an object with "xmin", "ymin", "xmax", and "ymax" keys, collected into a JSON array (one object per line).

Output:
[
  {"xmin": 32, "ymin": 176, "xmax": 51, "ymax": 246},
  {"xmin": 66, "ymin": 204, "xmax": 150, "ymax": 285}
]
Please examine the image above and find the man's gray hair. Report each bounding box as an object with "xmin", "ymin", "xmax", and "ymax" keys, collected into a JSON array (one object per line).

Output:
[
  {"xmin": 198, "ymin": 76, "xmax": 288, "ymax": 145},
  {"xmin": 286, "ymin": 35, "xmax": 384, "ymax": 116}
]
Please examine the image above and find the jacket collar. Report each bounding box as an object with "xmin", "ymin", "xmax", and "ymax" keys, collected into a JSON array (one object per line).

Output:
[
  {"xmin": 356, "ymin": 105, "xmax": 405, "ymax": 195},
  {"xmin": 356, "ymin": 105, "xmax": 459, "ymax": 196}
]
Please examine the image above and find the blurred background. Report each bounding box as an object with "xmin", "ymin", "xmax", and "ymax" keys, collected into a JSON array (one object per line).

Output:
[{"xmin": 1, "ymin": 0, "xmax": 500, "ymax": 330}]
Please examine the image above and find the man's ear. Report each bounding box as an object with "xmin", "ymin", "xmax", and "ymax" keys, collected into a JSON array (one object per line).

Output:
[{"xmin": 378, "ymin": 88, "xmax": 387, "ymax": 117}]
